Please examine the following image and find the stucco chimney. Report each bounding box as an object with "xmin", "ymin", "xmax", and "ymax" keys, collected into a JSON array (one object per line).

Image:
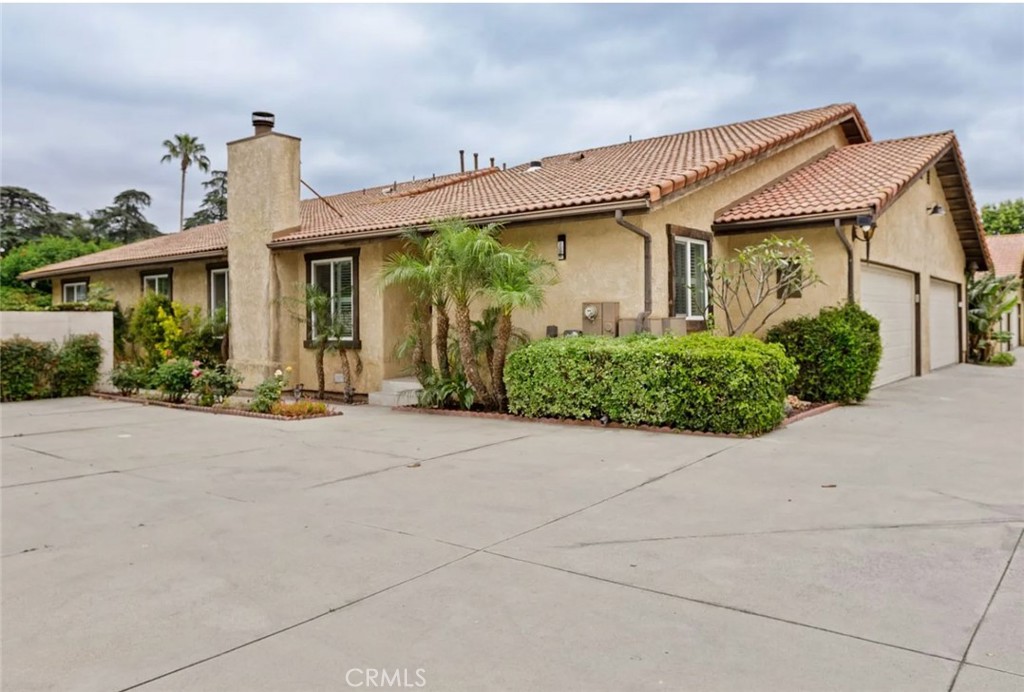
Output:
[{"xmin": 226, "ymin": 112, "xmax": 300, "ymax": 386}]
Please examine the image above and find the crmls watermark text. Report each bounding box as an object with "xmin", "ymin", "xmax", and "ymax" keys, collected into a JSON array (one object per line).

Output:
[{"xmin": 345, "ymin": 668, "xmax": 427, "ymax": 688}]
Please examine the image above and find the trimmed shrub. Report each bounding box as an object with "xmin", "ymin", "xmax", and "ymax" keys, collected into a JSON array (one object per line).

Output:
[
  {"xmin": 989, "ymin": 352, "xmax": 1016, "ymax": 367},
  {"xmin": 192, "ymin": 364, "xmax": 241, "ymax": 406},
  {"xmin": 766, "ymin": 303, "xmax": 882, "ymax": 403},
  {"xmin": 110, "ymin": 362, "xmax": 152, "ymax": 396},
  {"xmin": 151, "ymin": 358, "xmax": 195, "ymax": 403},
  {"xmin": 270, "ymin": 400, "xmax": 329, "ymax": 418},
  {"xmin": 504, "ymin": 333, "xmax": 797, "ymax": 435},
  {"xmin": 0, "ymin": 337, "xmax": 58, "ymax": 401},
  {"xmin": 52, "ymin": 334, "xmax": 103, "ymax": 397}
]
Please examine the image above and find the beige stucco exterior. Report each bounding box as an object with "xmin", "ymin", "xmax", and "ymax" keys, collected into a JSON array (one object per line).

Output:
[
  {"xmin": 49, "ymin": 259, "xmax": 215, "ymax": 313},
  {"xmin": 44, "ymin": 120, "xmax": 976, "ymax": 394}
]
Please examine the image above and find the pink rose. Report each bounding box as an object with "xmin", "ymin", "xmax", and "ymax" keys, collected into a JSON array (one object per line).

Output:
[
  {"xmin": 192, "ymin": 369, "xmax": 202, "ymax": 377},
  {"xmin": 193, "ymin": 360, "xmax": 202, "ymax": 368}
]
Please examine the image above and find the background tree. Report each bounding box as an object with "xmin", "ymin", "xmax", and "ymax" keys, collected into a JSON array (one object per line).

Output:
[
  {"xmin": 161, "ymin": 134, "xmax": 210, "ymax": 232},
  {"xmin": 91, "ymin": 190, "xmax": 160, "ymax": 244},
  {"xmin": 184, "ymin": 170, "xmax": 228, "ymax": 229},
  {"xmin": 0, "ymin": 235, "xmax": 119, "ymax": 308},
  {"xmin": 1, "ymin": 186, "xmax": 64, "ymax": 251},
  {"xmin": 981, "ymin": 199, "xmax": 1024, "ymax": 236}
]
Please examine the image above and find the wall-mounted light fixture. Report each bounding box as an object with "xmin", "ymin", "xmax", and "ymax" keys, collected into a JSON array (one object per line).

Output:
[
  {"xmin": 852, "ymin": 214, "xmax": 877, "ymax": 242},
  {"xmin": 557, "ymin": 233, "xmax": 566, "ymax": 261},
  {"xmin": 926, "ymin": 203, "xmax": 946, "ymax": 216}
]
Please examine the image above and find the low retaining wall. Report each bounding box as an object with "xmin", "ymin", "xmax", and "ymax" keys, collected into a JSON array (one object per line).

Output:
[{"xmin": 1, "ymin": 311, "xmax": 115, "ymax": 383}]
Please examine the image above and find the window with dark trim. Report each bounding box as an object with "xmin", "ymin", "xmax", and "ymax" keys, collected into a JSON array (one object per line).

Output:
[
  {"xmin": 304, "ymin": 249, "xmax": 360, "ymax": 348},
  {"xmin": 141, "ymin": 269, "xmax": 173, "ymax": 298},
  {"xmin": 208, "ymin": 265, "xmax": 229, "ymax": 319},
  {"xmin": 61, "ymin": 279, "xmax": 89, "ymax": 303},
  {"xmin": 667, "ymin": 226, "xmax": 712, "ymax": 319}
]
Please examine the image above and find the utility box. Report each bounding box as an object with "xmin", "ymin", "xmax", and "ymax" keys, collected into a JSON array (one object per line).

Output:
[{"xmin": 581, "ymin": 302, "xmax": 620, "ymax": 337}]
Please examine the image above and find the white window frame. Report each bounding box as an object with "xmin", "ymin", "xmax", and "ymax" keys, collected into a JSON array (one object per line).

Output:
[
  {"xmin": 62, "ymin": 281, "xmax": 88, "ymax": 303},
  {"xmin": 143, "ymin": 273, "xmax": 171, "ymax": 297},
  {"xmin": 309, "ymin": 256, "xmax": 356, "ymax": 342},
  {"xmin": 209, "ymin": 268, "xmax": 229, "ymax": 320},
  {"xmin": 673, "ymin": 237, "xmax": 708, "ymax": 320}
]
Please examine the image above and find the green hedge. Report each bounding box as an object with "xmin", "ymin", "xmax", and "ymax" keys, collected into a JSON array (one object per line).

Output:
[
  {"xmin": 0, "ymin": 334, "xmax": 104, "ymax": 402},
  {"xmin": 765, "ymin": 303, "xmax": 881, "ymax": 403},
  {"xmin": 504, "ymin": 333, "xmax": 797, "ymax": 435}
]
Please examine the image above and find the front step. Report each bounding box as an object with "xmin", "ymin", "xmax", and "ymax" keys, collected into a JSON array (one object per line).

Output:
[{"xmin": 368, "ymin": 377, "xmax": 423, "ymax": 407}]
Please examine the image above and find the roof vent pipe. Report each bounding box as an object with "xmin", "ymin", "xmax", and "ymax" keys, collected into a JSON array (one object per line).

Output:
[
  {"xmin": 490, "ymin": 157, "xmax": 495, "ymax": 168},
  {"xmin": 526, "ymin": 160, "xmax": 543, "ymax": 172},
  {"xmin": 473, "ymin": 153, "xmax": 479, "ymax": 171},
  {"xmin": 252, "ymin": 111, "xmax": 275, "ymax": 135},
  {"xmin": 459, "ymin": 150, "xmax": 465, "ymax": 173},
  {"xmin": 614, "ymin": 210, "xmax": 652, "ymax": 332}
]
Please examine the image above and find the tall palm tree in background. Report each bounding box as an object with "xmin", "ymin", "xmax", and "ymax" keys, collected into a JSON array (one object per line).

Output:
[{"xmin": 161, "ymin": 134, "xmax": 210, "ymax": 232}]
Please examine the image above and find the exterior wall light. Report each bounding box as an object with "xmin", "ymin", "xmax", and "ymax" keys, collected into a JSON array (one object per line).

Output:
[
  {"xmin": 557, "ymin": 234, "xmax": 566, "ymax": 261},
  {"xmin": 853, "ymin": 214, "xmax": 877, "ymax": 242},
  {"xmin": 927, "ymin": 203, "xmax": 946, "ymax": 216}
]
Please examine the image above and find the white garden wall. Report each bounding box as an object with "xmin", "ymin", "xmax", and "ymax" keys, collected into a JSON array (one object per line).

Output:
[{"xmin": 1, "ymin": 311, "xmax": 115, "ymax": 384}]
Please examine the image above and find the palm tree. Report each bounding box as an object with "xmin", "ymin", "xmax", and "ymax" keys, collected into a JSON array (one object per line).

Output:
[
  {"xmin": 380, "ymin": 228, "xmax": 452, "ymax": 382},
  {"xmin": 487, "ymin": 245, "xmax": 556, "ymax": 410},
  {"xmin": 161, "ymin": 134, "xmax": 211, "ymax": 232},
  {"xmin": 428, "ymin": 219, "xmax": 503, "ymax": 408}
]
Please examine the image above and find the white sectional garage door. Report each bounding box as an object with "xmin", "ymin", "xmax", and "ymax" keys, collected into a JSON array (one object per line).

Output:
[
  {"xmin": 929, "ymin": 278, "xmax": 959, "ymax": 370},
  {"xmin": 861, "ymin": 264, "xmax": 916, "ymax": 388}
]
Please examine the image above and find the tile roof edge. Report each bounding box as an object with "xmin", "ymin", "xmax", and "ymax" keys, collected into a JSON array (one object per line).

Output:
[{"xmin": 18, "ymin": 248, "xmax": 228, "ymax": 281}]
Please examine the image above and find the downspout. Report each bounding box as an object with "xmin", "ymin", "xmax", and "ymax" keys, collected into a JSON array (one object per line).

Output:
[
  {"xmin": 834, "ymin": 218, "xmax": 854, "ymax": 304},
  {"xmin": 615, "ymin": 210, "xmax": 652, "ymax": 331}
]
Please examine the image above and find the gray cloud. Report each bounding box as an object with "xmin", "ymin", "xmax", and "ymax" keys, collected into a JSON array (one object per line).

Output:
[{"xmin": 2, "ymin": 4, "xmax": 1021, "ymax": 233}]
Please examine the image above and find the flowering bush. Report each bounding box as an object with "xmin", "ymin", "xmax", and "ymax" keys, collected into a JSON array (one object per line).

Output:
[
  {"xmin": 249, "ymin": 366, "xmax": 292, "ymax": 413},
  {"xmin": 192, "ymin": 363, "xmax": 241, "ymax": 407},
  {"xmin": 151, "ymin": 358, "xmax": 195, "ymax": 403}
]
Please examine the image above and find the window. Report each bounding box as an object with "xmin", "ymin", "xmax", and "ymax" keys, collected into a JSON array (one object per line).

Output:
[
  {"xmin": 142, "ymin": 272, "xmax": 172, "ymax": 297},
  {"xmin": 307, "ymin": 251, "xmax": 359, "ymax": 345},
  {"xmin": 673, "ymin": 237, "xmax": 708, "ymax": 318},
  {"xmin": 62, "ymin": 281, "xmax": 88, "ymax": 303},
  {"xmin": 209, "ymin": 268, "xmax": 229, "ymax": 320}
]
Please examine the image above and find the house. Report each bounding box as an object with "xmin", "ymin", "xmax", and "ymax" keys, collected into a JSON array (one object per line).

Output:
[
  {"xmin": 20, "ymin": 104, "xmax": 990, "ymax": 395},
  {"xmin": 983, "ymin": 233, "xmax": 1024, "ymax": 350}
]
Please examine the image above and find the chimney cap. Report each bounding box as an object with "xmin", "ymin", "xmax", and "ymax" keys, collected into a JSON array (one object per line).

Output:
[{"xmin": 252, "ymin": 111, "xmax": 275, "ymax": 129}]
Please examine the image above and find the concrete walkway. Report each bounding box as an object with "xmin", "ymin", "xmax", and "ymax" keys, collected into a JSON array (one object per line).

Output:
[{"xmin": 2, "ymin": 362, "xmax": 1022, "ymax": 691}]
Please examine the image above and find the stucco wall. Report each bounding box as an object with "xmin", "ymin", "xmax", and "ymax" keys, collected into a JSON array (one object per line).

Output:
[
  {"xmin": 48, "ymin": 259, "xmax": 216, "ymax": 314},
  {"xmin": 1, "ymin": 311, "xmax": 114, "ymax": 384}
]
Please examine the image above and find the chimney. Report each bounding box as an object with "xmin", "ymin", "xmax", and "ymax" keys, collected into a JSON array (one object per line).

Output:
[
  {"xmin": 227, "ymin": 111, "xmax": 300, "ymax": 387},
  {"xmin": 473, "ymin": 153, "xmax": 479, "ymax": 171},
  {"xmin": 252, "ymin": 111, "xmax": 275, "ymax": 135},
  {"xmin": 459, "ymin": 149, "xmax": 465, "ymax": 173}
]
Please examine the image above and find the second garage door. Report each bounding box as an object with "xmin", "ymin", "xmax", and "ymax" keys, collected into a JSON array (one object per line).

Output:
[
  {"xmin": 929, "ymin": 278, "xmax": 959, "ymax": 370},
  {"xmin": 861, "ymin": 264, "xmax": 916, "ymax": 387}
]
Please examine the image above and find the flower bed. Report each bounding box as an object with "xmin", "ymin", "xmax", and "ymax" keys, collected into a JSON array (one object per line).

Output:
[{"xmin": 91, "ymin": 391, "xmax": 342, "ymax": 421}]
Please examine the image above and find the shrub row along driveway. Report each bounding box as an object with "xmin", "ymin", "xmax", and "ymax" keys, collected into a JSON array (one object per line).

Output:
[{"xmin": 3, "ymin": 361, "xmax": 1023, "ymax": 691}]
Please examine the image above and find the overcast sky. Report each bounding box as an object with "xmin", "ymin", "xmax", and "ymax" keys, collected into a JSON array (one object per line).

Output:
[{"xmin": 2, "ymin": 3, "xmax": 1022, "ymax": 233}]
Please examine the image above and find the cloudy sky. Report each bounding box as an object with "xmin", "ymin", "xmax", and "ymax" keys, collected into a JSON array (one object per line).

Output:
[{"xmin": 2, "ymin": 3, "xmax": 1022, "ymax": 233}]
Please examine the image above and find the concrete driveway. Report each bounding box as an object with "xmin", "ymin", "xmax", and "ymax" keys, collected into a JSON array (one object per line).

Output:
[{"xmin": 3, "ymin": 362, "xmax": 1022, "ymax": 691}]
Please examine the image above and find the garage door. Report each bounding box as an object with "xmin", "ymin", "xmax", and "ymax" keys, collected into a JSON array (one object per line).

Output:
[
  {"xmin": 929, "ymin": 278, "xmax": 959, "ymax": 370},
  {"xmin": 861, "ymin": 264, "xmax": 916, "ymax": 387}
]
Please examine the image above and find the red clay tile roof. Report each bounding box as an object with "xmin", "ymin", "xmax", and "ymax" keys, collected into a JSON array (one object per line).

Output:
[
  {"xmin": 985, "ymin": 234, "xmax": 1024, "ymax": 277},
  {"xmin": 277, "ymin": 103, "xmax": 868, "ymax": 244},
  {"xmin": 19, "ymin": 222, "xmax": 228, "ymax": 279},
  {"xmin": 22, "ymin": 104, "xmax": 868, "ymax": 278},
  {"xmin": 715, "ymin": 133, "xmax": 956, "ymax": 224}
]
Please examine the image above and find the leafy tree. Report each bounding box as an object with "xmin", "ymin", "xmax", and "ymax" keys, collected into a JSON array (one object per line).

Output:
[
  {"xmin": 184, "ymin": 170, "xmax": 227, "ymax": 229},
  {"xmin": 707, "ymin": 236, "xmax": 822, "ymax": 336},
  {"xmin": 0, "ymin": 235, "xmax": 119, "ymax": 294},
  {"xmin": 981, "ymin": 199, "xmax": 1024, "ymax": 236},
  {"xmin": 161, "ymin": 134, "xmax": 211, "ymax": 232},
  {"xmin": 967, "ymin": 272, "xmax": 1021, "ymax": 362},
  {"xmin": 1, "ymin": 186, "xmax": 63, "ymax": 251},
  {"xmin": 91, "ymin": 190, "xmax": 161, "ymax": 244}
]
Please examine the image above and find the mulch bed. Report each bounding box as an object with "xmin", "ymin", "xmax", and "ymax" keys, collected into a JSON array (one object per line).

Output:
[
  {"xmin": 392, "ymin": 398, "xmax": 841, "ymax": 437},
  {"xmin": 90, "ymin": 392, "xmax": 343, "ymax": 421}
]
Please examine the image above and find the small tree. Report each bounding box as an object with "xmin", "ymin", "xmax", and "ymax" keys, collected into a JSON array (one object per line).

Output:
[
  {"xmin": 981, "ymin": 199, "xmax": 1024, "ymax": 236},
  {"xmin": 967, "ymin": 272, "xmax": 1021, "ymax": 362},
  {"xmin": 285, "ymin": 284, "xmax": 361, "ymax": 400},
  {"xmin": 707, "ymin": 236, "xmax": 821, "ymax": 336}
]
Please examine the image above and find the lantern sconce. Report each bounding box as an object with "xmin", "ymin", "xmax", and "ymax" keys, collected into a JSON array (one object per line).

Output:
[{"xmin": 557, "ymin": 234, "xmax": 566, "ymax": 261}]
